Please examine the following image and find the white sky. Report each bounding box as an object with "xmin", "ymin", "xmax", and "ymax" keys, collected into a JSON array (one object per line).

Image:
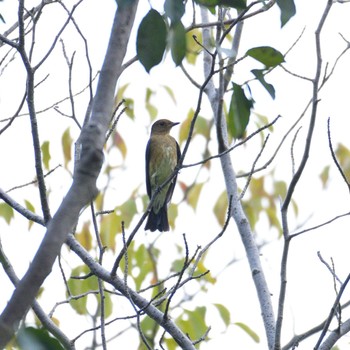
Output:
[{"xmin": 1, "ymin": 0, "xmax": 350, "ymax": 349}]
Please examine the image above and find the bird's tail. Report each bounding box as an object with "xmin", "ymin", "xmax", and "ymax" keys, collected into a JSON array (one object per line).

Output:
[{"xmin": 145, "ymin": 206, "xmax": 169, "ymax": 232}]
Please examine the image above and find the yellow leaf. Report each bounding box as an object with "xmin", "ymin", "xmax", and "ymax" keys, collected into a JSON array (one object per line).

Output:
[
  {"xmin": 24, "ymin": 199, "xmax": 35, "ymax": 230},
  {"xmin": 99, "ymin": 211, "xmax": 121, "ymax": 251},
  {"xmin": 0, "ymin": 203, "xmax": 14, "ymax": 224},
  {"xmin": 76, "ymin": 222, "xmax": 92, "ymax": 251},
  {"xmin": 187, "ymin": 183, "xmax": 204, "ymax": 211},
  {"xmin": 41, "ymin": 141, "xmax": 51, "ymax": 170},
  {"xmin": 214, "ymin": 191, "xmax": 228, "ymax": 226},
  {"xmin": 61, "ymin": 127, "xmax": 72, "ymax": 168}
]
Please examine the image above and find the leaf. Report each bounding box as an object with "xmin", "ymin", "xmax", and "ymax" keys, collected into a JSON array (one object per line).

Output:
[
  {"xmin": 187, "ymin": 183, "xmax": 204, "ymax": 210},
  {"xmin": 161, "ymin": 85, "xmax": 177, "ymax": 104},
  {"xmin": 115, "ymin": 83, "xmax": 129, "ymax": 106},
  {"xmin": 17, "ymin": 327, "xmax": 64, "ymax": 350},
  {"xmin": 194, "ymin": 0, "xmax": 246, "ymax": 10},
  {"xmin": 164, "ymin": 0, "xmax": 185, "ymax": 23},
  {"xmin": 168, "ymin": 202, "xmax": 178, "ymax": 229},
  {"xmin": 123, "ymin": 97, "xmax": 134, "ymax": 119},
  {"xmin": 228, "ymin": 83, "xmax": 253, "ymax": 139},
  {"xmin": 0, "ymin": 203, "xmax": 14, "ymax": 224},
  {"xmin": 276, "ymin": 0, "xmax": 296, "ymax": 27},
  {"xmin": 61, "ymin": 127, "xmax": 72, "ymax": 168},
  {"xmin": 97, "ymin": 291, "xmax": 113, "ymax": 318},
  {"xmin": 177, "ymin": 307, "xmax": 208, "ymax": 340},
  {"xmin": 320, "ymin": 165, "xmax": 330, "ymax": 189},
  {"xmin": 251, "ymin": 69, "xmax": 275, "ymax": 99},
  {"xmin": 76, "ymin": 222, "xmax": 92, "ymax": 251},
  {"xmin": 179, "ymin": 109, "xmax": 209, "ymax": 145},
  {"xmin": 24, "ymin": 199, "xmax": 35, "ymax": 230},
  {"xmin": 214, "ymin": 303, "xmax": 231, "ymax": 327},
  {"xmin": 214, "ymin": 191, "xmax": 228, "ymax": 226},
  {"xmin": 335, "ymin": 143, "xmax": 350, "ymax": 180},
  {"xmin": 116, "ymin": 198, "xmax": 137, "ymax": 228},
  {"xmin": 235, "ymin": 322, "xmax": 260, "ymax": 343},
  {"xmin": 67, "ymin": 265, "xmax": 98, "ymax": 315},
  {"xmin": 186, "ymin": 29, "xmax": 202, "ymax": 65},
  {"xmin": 99, "ymin": 211, "xmax": 121, "ymax": 252},
  {"xmin": 169, "ymin": 21, "xmax": 187, "ymax": 66},
  {"xmin": 219, "ymin": 0, "xmax": 246, "ymax": 9},
  {"xmin": 134, "ymin": 244, "xmax": 153, "ymax": 290},
  {"xmin": 145, "ymin": 88, "xmax": 158, "ymax": 120},
  {"xmin": 274, "ymin": 180, "xmax": 287, "ymax": 198},
  {"xmin": 246, "ymin": 46, "xmax": 284, "ymax": 68},
  {"xmin": 113, "ymin": 132, "xmax": 127, "ymax": 160},
  {"xmin": 179, "ymin": 109, "xmax": 193, "ymax": 145},
  {"xmin": 136, "ymin": 9, "xmax": 167, "ymax": 72},
  {"xmin": 41, "ymin": 141, "xmax": 51, "ymax": 170}
]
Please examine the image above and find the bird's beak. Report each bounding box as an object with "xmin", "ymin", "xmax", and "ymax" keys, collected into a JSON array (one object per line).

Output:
[{"xmin": 172, "ymin": 122, "xmax": 180, "ymax": 127}]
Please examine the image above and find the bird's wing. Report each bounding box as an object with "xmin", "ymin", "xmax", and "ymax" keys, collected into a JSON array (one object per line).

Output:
[
  {"xmin": 165, "ymin": 141, "xmax": 181, "ymax": 205},
  {"xmin": 145, "ymin": 138, "xmax": 152, "ymax": 198}
]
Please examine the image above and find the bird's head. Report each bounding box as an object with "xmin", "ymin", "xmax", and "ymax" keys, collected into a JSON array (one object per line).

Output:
[{"xmin": 151, "ymin": 119, "xmax": 180, "ymax": 135}]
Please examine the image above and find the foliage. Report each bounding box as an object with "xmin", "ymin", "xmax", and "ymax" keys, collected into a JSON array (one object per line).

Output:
[{"xmin": 1, "ymin": 0, "xmax": 350, "ymax": 350}]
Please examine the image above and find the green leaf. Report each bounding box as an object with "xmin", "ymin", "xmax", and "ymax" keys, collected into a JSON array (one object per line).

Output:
[
  {"xmin": 186, "ymin": 29, "xmax": 202, "ymax": 65},
  {"xmin": 194, "ymin": 0, "xmax": 246, "ymax": 10},
  {"xmin": 0, "ymin": 203, "xmax": 14, "ymax": 224},
  {"xmin": 145, "ymin": 88, "xmax": 158, "ymax": 120},
  {"xmin": 214, "ymin": 191, "xmax": 228, "ymax": 226},
  {"xmin": 179, "ymin": 110, "xmax": 209, "ymax": 145},
  {"xmin": 194, "ymin": 0, "xmax": 218, "ymax": 7},
  {"xmin": 276, "ymin": 0, "xmax": 296, "ymax": 27},
  {"xmin": 115, "ymin": 83, "xmax": 129, "ymax": 105},
  {"xmin": 133, "ymin": 244, "xmax": 153, "ymax": 290},
  {"xmin": 168, "ymin": 202, "xmax": 178, "ymax": 229},
  {"xmin": 164, "ymin": 0, "xmax": 185, "ymax": 23},
  {"xmin": 177, "ymin": 307, "xmax": 208, "ymax": 340},
  {"xmin": 320, "ymin": 165, "xmax": 330, "ymax": 189},
  {"xmin": 219, "ymin": 0, "xmax": 246, "ymax": 9},
  {"xmin": 123, "ymin": 97, "xmax": 134, "ymax": 119},
  {"xmin": 214, "ymin": 303, "xmax": 231, "ymax": 327},
  {"xmin": 235, "ymin": 322, "xmax": 260, "ymax": 343},
  {"xmin": 136, "ymin": 9, "xmax": 167, "ymax": 72},
  {"xmin": 17, "ymin": 327, "xmax": 64, "ymax": 350},
  {"xmin": 98, "ymin": 291, "xmax": 113, "ymax": 319},
  {"xmin": 24, "ymin": 199, "xmax": 35, "ymax": 230},
  {"xmin": 41, "ymin": 141, "xmax": 51, "ymax": 170},
  {"xmin": 169, "ymin": 21, "xmax": 187, "ymax": 66},
  {"xmin": 67, "ymin": 265, "xmax": 98, "ymax": 315},
  {"xmin": 161, "ymin": 85, "xmax": 177, "ymax": 104},
  {"xmin": 61, "ymin": 127, "xmax": 72, "ymax": 168},
  {"xmin": 100, "ymin": 211, "xmax": 121, "ymax": 252},
  {"xmin": 274, "ymin": 180, "xmax": 287, "ymax": 198},
  {"xmin": 335, "ymin": 143, "xmax": 350, "ymax": 180},
  {"xmin": 251, "ymin": 69, "xmax": 275, "ymax": 99},
  {"xmin": 246, "ymin": 46, "xmax": 284, "ymax": 68},
  {"xmin": 116, "ymin": 198, "xmax": 137, "ymax": 228},
  {"xmin": 228, "ymin": 83, "xmax": 253, "ymax": 139}
]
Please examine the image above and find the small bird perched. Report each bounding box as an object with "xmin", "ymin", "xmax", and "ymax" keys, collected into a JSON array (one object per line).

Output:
[{"xmin": 145, "ymin": 119, "xmax": 181, "ymax": 232}]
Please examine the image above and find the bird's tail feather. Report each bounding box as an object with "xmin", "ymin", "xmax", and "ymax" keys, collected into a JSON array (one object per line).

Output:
[{"xmin": 145, "ymin": 206, "xmax": 169, "ymax": 232}]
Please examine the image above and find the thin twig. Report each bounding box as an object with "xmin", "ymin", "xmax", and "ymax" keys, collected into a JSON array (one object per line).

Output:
[
  {"xmin": 327, "ymin": 117, "xmax": 350, "ymax": 192},
  {"xmin": 314, "ymin": 273, "xmax": 350, "ymax": 349}
]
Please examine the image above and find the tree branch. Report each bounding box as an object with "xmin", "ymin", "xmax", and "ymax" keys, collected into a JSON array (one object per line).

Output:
[{"xmin": 0, "ymin": 1, "xmax": 139, "ymax": 346}]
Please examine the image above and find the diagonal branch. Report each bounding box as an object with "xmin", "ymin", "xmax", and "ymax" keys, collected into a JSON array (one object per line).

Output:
[{"xmin": 0, "ymin": 1, "xmax": 139, "ymax": 346}]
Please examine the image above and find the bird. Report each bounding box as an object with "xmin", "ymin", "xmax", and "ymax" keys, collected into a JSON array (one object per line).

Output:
[{"xmin": 145, "ymin": 119, "xmax": 181, "ymax": 232}]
